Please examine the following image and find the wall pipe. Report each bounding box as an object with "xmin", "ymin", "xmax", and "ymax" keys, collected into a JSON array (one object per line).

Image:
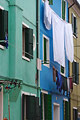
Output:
[
  {"xmin": 68, "ymin": 2, "xmax": 75, "ymax": 120},
  {"xmin": 36, "ymin": 0, "xmax": 39, "ymax": 97}
]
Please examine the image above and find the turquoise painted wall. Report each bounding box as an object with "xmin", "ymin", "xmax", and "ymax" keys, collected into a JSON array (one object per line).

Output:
[{"xmin": 0, "ymin": 0, "xmax": 40, "ymax": 119}]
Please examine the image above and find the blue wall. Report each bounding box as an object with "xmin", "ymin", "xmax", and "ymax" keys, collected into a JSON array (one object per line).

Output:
[
  {"xmin": 40, "ymin": 0, "xmax": 69, "ymax": 119},
  {"xmin": 40, "ymin": 0, "xmax": 68, "ymax": 94}
]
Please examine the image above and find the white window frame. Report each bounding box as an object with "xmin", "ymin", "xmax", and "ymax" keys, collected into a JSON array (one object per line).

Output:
[
  {"xmin": 72, "ymin": 13, "xmax": 77, "ymax": 37},
  {"xmin": 0, "ymin": 6, "xmax": 5, "ymax": 50},
  {"xmin": 43, "ymin": 34, "xmax": 50, "ymax": 68},
  {"xmin": 0, "ymin": 86, "xmax": 3, "ymax": 120},
  {"xmin": 60, "ymin": 65, "xmax": 65, "ymax": 76},
  {"xmin": 21, "ymin": 91, "xmax": 36, "ymax": 120},
  {"xmin": 61, "ymin": 0, "xmax": 67, "ymax": 21}
]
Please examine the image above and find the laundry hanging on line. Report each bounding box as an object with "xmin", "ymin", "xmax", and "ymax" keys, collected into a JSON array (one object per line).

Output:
[{"xmin": 44, "ymin": 0, "xmax": 74, "ymax": 67}]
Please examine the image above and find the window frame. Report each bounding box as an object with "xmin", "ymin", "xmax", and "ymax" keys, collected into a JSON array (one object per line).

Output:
[
  {"xmin": 72, "ymin": 13, "xmax": 77, "ymax": 37},
  {"xmin": 42, "ymin": 0, "xmax": 53, "ymax": 5},
  {"xmin": 43, "ymin": 34, "xmax": 50, "ymax": 68},
  {"xmin": 0, "ymin": 6, "xmax": 4, "ymax": 50},
  {"xmin": 73, "ymin": 107, "xmax": 78, "ymax": 120},
  {"xmin": 60, "ymin": 65, "xmax": 65, "ymax": 76},
  {"xmin": 22, "ymin": 22, "xmax": 34, "ymax": 62},
  {"xmin": 61, "ymin": 0, "xmax": 67, "ymax": 20}
]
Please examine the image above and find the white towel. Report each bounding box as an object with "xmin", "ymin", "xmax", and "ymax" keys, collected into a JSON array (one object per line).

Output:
[
  {"xmin": 44, "ymin": 0, "xmax": 52, "ymax": 30},
  {"xmin": 65, "ymin": 23, "xmax": 74, "ymax": 62},
  {"xmin": 52, "ymin": 12, "xmax": 65, "ymax": 67}
]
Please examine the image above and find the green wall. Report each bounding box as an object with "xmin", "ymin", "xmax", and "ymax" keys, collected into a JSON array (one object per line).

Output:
[{"xmin": 0, "ymin": 0, "xmax": 40, "ymax": 119}]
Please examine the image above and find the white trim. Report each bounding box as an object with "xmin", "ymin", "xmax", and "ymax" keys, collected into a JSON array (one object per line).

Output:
[
  {"xmin": 22, "ymin": 22, "xmax": 29, "ymax": 28},
  {"xmin": 73, "ymin": 107, "xmax": 77, "ymax": 109},
  {"xmin": 0, "ymin": 6, "xmax": 4, "ymax": 10},
  {"xmin": 41, "ymin": 90, "xmax": 48, "ymax": 94},
  {"xmin": 64, "ymin": 98, "xmax": 68, "ymax": 102},
  {"xmin": 33, "ymin": 34, "xmax": 36, "ymax": 51},
  {"xmin": 22, "ymin": 56, "xmax": 30, "ymax": 62},
  {"xmin": 0, "ymin": 45, "xmax": 4, "ymax": 50},
  {"xmin": 53, "ymin": 103, "xmax": 60, "ymax": 106},
  {"xmin": 21, "ymin": 91, "xmax": 36, "ymax": 97},
  {"xmin": 43, "ymin": 34, "xmax": 50, "ymax": 68}
]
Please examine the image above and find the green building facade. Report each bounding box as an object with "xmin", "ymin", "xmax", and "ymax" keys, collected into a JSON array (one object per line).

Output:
[{"xmin": 0, "ymin": 0, "xmax": 40, "ymax": 120}]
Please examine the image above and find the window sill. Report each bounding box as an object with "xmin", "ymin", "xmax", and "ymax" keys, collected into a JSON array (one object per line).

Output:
[
  {"xmin": 73, "ymin": 34, "xmax": 77, "ymax": 39},
  {"xmin": 22, "ymin": 56, "xmax": 30, "ymax": 62},
  {"xmin": 43, "ymin": 63, "xmax": 50, "ymax": 68},
  {"xmin": 73, "ymin": 83, "xmax": 77, "ymax": 86},
  {"xmin": 60, "ymin": 72, "xmax": 65, "ymax": 77},
  {"xmin": 0, "ymin": 45, "xmax": 4, "ymax": 50}
]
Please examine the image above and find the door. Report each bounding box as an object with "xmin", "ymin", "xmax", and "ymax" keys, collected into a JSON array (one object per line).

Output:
[
  {"xmin": 0, "ymin": 86, "xmax": 3, "ymax": 120},
  {"xmin": 54, "ymin": 103, "xmax": 60, "ymax": 120}
]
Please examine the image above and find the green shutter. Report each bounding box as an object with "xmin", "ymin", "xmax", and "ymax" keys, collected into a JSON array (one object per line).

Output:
[
  {"xmin": 72, "ymin": 13, "xmax": 74, "ymax": 34},
  {"xmin": 49, "ymin": 0, "xmax": 53, "ymax": 5},
  {"xmin": 74, "ymin": 17, "xmax": 77, "ymax": 35},
  {"xmin": 76, "ymin": 63, "xmax": 79, "ymax": 84},
  {"xmin": 25, "ymin": 28, "xmax": 33, "ymax": 59},
  {"xmin": 0, "ymin": 9, "xmax": 8, "ymax": 45},
  {"xmin": 35, "ymin": 97, "xmax": 40, "ymax": 120},
  {"xmin": 62, "ymin": 0, "xmax": 65, "ymax": 20},
  {"xmin": 44, "ymin": 38, "xmax": 47, "ymax": 63},
  {"xmin": 44, "ymin": 94, "xmax": 52, "ymax": 120},
  {"xmin": 41, "ymin": 93, "xmax": 43, "ymax": 120},
  {"xmin": 72, "ymin": 61, "xmax": 76, "ymax": 83},
  {"xmin": 63, "ymin": 100, "xmax": 69, "ymax": 120}
]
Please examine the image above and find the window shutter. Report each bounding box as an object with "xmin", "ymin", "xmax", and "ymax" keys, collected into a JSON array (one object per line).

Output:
[
  {"xmin": 41, "ymin": 93, "xmax": 43, "ymax": 120},
  {"xmin": 72, "ymin": 13, "xmax": 74, "ymax": 33},
  {"xmin": 44, "ymin": 94, "xmax": 52, "ymax": 120},
  {"xmin": 25, "ymin": 28, "xmax": 33, "ymax": 59},
  {"xmin": 22, "ymin": 94, "xmax": 24, "ymax": 120},
  {"xmin": 62, "ymin": 0, "xmax": 65, "ymax": 20},
  {"xmin": 73, "ymin": 109, "xmax": 78, "ymax": 120},
  {"xmin": 49, "ymin": 0, "xmax": 53, "ymax": 5},
  {"xmin": 63, "ymin": 100, "xmax": 69, "ymax": 120},
  {"xmin": 0, "ymin": 9, "xmax": 8, "ymax": 45},
  {"xmin": 72, "ymin": 61, "xmax": 76, "ymax": 83},
  {"xmin": 74, "ymin": 17, "xmax": 77, "ymax": 35},
  {"xmin": 44, "ymin": 38, "xmax": 47, "ymax": 63},
  {"xmin": 35, "ymin": 97, "xmax": 40, "ymax": 120},
  {"xmin": 76, "ymin": 63, "xmax": 79, "ymax": 84}
]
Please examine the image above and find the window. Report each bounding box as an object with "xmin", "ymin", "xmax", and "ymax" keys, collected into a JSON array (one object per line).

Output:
[
  {"xmin": 43, "ymin": 35, "xmax": 49, "ymax": 67},
  {"xmin": 22, "ymin": 24, "xmax": 33, "ymax": 60},
  {"xmin": 0, "ymin": 86, "xmax": 3, "ymax": 120},
  {"xmin": 22, "ymin": 94, "xmax": 40, "ymax": 120},
  {"xmin": 41, "ymin": 93, "xmax": 52, "ymax": 120},
  {"xmin": 72, "ymin": 61, "xmax": 79, "ymax": 84},
  {"xmin": 60, "ymin": 66, "xmax": 65, "ymax": 76},
  {"xmin": 63, "ymin": 100, "xmax": 69, "ymax": 120},
  {"xmin": 62, "ymin": 0, "xmax": 66, "ymax": 20},
  {"xmin": 72, "ymin": 13, "xmax": 77, "ymax": 37},
  {"xmin": 73, "ymin": 108, "xmax": 78, "ymax": 120},
  {"xmin": 0, "ymin": 9, "xmax": 8, "ymax": 48},
  {"xmin": 42, "ymin": 0, "xmax": 53, "ymax": 5}
]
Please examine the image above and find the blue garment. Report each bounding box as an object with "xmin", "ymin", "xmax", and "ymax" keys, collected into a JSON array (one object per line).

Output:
[
  {"xmin": 56, "ymin": 71, "xmax": 63, "ymax": 92},
  {"xmin": 5, "ymin": 34, "xmax": 8, "ymax": 49}
]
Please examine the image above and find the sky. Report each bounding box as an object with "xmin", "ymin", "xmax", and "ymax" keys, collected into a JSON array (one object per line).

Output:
[{"xmin": 77, "ymin": 0, "xmax": 80, "ymax": 4}]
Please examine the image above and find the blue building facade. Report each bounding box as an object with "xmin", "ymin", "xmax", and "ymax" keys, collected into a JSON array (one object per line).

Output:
[{"xmin": 40, "ymin": 0, "xmax": 69, "ymax": 119}]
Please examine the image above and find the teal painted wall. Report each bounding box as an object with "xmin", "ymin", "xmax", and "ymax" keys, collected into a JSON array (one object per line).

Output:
[{"xmin": 0, "ymin": 0, "xmax": 40, "ymax": 119}]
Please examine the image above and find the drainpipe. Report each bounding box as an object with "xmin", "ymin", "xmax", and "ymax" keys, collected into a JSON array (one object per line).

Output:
[
  {"xmin": 68, "ymin": 2, "xmax": 75, "ymax": 120},
  {"xmin": 36, "ymin": 0, "xmax": 39, "ymax": 97}
]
